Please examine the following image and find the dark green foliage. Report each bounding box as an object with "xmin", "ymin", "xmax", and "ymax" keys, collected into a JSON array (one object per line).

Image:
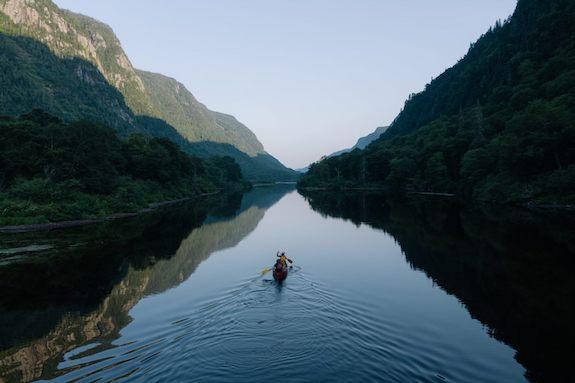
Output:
[
  {"xmin": 0, "ymin": 112, "xmax": 247, "ymax": 225},
  {"xmin": 300, "ymin": 0, "xmax": 575, "ymax": 204},
  {"xmin": 0, "ymin": 32, "xmax": 135, "ymax": 133},
  {"xmin": 0, "ymin": 14, "xmax": 296, "ymax": 183},
  {"xmin": 206, "ymin": 156, "xmax": 243, "ymax": 183},
  {"xmin": 299, "ymin": 190, "xmax": 575, "ymax": 383}
]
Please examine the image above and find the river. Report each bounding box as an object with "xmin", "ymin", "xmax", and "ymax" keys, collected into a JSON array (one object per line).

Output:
[{"xmin": 0, "ymin": 185, "xmax": 573, "ymax": 383}]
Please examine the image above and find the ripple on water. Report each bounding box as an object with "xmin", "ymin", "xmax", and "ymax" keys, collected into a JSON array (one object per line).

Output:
[{"xmin": 45, "ymin": 269, "xmax": 495, "ymax": 383}]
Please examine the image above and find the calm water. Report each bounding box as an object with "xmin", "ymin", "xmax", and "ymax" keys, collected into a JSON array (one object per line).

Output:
[{"xmin": 0, "ymin": 186, "xmax": 574, "ymax": 383}]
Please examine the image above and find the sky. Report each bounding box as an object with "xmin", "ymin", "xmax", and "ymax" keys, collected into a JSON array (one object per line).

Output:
[{"xmin": 54, "ymin": 0, "xmax": 517, "ymax": 169}]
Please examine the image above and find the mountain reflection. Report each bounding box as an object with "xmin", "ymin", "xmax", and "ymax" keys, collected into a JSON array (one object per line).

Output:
[
  {"xmin": 300, "ymin": 190, "xmax": 575, "ymax": 383},
  {"xmin": 0, "ymin": 185, "xmax": 293, "ymax": 383}
]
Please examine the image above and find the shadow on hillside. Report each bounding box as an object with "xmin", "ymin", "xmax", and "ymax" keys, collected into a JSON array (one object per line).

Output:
[
  {"xmin": 299, "ymin": 190, "xmax": 575, "ymax": 383},
  {"xmin": 137, "ymin": 115, "xmax": 299, "ymax": 182},
  {"xmin": 0, "ymin": 32, "xmax": 298, "ymax": 182}
]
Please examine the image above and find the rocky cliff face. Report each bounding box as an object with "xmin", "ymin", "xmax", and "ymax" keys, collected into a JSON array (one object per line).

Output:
[
  {"xmin": 0, "ymin": 0, "xmax": 297, "ymax": 180},
  {"xmin": 0, "ymin": 0, "xmax": 154, "ymax": 115}
]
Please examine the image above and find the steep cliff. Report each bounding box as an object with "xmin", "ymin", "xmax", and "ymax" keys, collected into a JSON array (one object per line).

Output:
[{"xmin": 0, "ymin": 0, "xmax": 297, "ymax": 181}]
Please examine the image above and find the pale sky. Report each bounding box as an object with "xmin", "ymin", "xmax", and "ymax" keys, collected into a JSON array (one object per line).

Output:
[{"xmin": 54, "ymin": 0, "xmax": 517, "ymax": 169}]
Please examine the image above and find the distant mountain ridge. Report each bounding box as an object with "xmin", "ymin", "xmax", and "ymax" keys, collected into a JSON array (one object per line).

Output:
[
  {"xmin": 294, "ymin": 126, "xmax": 388, "ymax": 173},
  {"xmin": 0, "ymin": 0, "xmax": 297, "ymax": 181},
  {"xmin": 329, "ymin": 126, "xmax": 388, "ymax": 158}
]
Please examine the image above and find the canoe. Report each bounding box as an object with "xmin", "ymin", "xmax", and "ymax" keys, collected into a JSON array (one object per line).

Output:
[{"xmin": 273, "ymin": 265, "xmax": 288, "ymax": 282}]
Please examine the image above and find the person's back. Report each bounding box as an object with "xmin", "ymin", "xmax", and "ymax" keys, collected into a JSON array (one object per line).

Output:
[
  {"xmin": 279, "ymin": 254, "xmax": 287, "ymax": 267},
  {"xmin": 275, "ymin": 258, "xmax": 285, "ymax": 272}
]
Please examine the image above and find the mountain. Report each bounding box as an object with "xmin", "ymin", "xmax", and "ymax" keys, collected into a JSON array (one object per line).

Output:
[
  {"xmin": 136, "ymin": 71, "xmax": 263, "ymax": 156},
  {"xmin": 354, "ymin": 126, "xmax": 389, "ymax": 150},
  {"xmin": 300, "ymin": 0, "xmax": 575, "ymax": 204},
  {"xmin": 290, "ymin": 126, "xmax": 390, "ymax": 174},
  {"xmin": 0, "ymin": 0, "xmax": 297, "ymax": 181},
  {"xmin": 136, "ymin": 70, "xmax": 298, "ymax": 180},
  {"xmin": 329, "ymin": 126, "xmax": 388, "ymax": 157}
]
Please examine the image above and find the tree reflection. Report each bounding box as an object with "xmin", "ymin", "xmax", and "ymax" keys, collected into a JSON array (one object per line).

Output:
[
  {"xmin": 300, "ymin": 190, "xmax": 575, "ymax": 383},
  {"xmin": 0, "ymin": 186, "xmax": 293, "ymax": 382}
]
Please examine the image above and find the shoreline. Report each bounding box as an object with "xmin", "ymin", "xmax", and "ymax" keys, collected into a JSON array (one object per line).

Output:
[
  {"xmin": 297, "ymin": 187, "xmax": 575, "ymax": 210},
  {"xmin": 0, "ymin": 192, "xmax": 220, "ymax": 234},
  {"xmin": 252, "ymin": 181, "xmax": 298, "ymax": 187}
]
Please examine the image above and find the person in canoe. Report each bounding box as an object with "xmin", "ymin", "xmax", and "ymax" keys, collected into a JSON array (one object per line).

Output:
[
  {"xmin": 273, "ymin": 251, "xmax": 293, "ymax": 282},
  {"xmin": 277, "ymin": 251, "xmax": 293, "ymax": 268}
]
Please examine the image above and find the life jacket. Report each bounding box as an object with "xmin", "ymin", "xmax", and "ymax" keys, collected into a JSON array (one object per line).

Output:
[{"xmin": 275, "ymin": 259, "xmax": 285, "ymax": 272}]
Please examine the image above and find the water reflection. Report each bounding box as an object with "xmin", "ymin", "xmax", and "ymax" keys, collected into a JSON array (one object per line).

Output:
[
  {"xmin": 299, "ymin": 190, "xmax": 575, "ymax": 383},
  {"xmin": 0, "ymin": 185, "xmax": 294, "ymax": 383}
]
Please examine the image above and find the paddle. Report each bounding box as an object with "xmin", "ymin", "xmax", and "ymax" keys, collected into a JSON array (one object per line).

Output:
[{"xmin": 283, "ymin": 254, "xmax": 294, "ymax": 267}]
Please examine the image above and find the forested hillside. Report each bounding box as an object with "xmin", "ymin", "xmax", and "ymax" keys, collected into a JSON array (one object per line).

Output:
[
  {"xmin": 300, "ymin": 0, "xmax": 575, "ymax": 204},
  {"xmin": 137, "ymin": 71, "xmax": 298, "ymax": 181},
  {"xmin": 0, "ymin": 31, "xmax": 136, "ymax": 132},
  {"xmin": 137, "ymin": 71, "xmax": 263, "ymax": 156},
  {"xmin": 0, "ymin": 111, "xmax": 247, "ymax": 226},
  {"xmin": 0, "ymin": 0, "xmax": 297, "ymax": 181}
]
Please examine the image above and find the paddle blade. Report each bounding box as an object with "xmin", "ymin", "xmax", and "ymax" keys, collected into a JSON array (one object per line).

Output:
[{"xmin": 261, "ymin": 267, "xmax": 271, "ymax": 276}]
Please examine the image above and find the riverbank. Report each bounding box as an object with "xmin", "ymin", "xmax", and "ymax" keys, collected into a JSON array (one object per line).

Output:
[
  {"xmin": 0, "ymin": 192, "xmax": 220, "ymax": 234},
  {"xmin": 0, "ymin": 112, "xmax": 251, "ymax": 229},
  {"xmin": 297, "ymin": 186, "xmax": 575, "ymax": 210},
  {"xmin": 252, "ymin": 181, "xmax": 298, "ymax": 187}
]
